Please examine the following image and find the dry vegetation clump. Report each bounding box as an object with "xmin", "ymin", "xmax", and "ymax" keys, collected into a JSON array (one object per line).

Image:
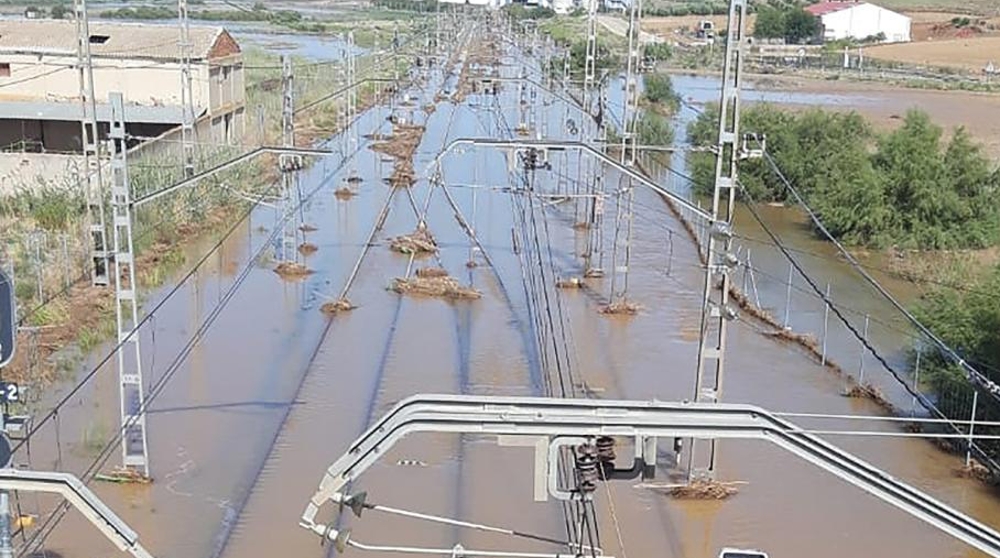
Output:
[
  {"xmin": 389, "ymin": 227, "xmax": 438, "ymax": 255},
  {"xmin": 415, "ymin": 266, "xmax": 449, "ymax": 278},
  {"xmin": 390, "ymin": 272, "xmax": 481, "ymax": 300},
  {"xmin": 666, "ymin": 479, "xmax": 740, "ymax": 500},
  {"xmin": 274, "ymin": 261, "xmax": 313, "ymax": 279},
  {"xmin": 956, "ymin": 460, "xmax": 991, "ymax": 482},
  {"xmin": 843, "ymin": 383, "xmax": 887, "ymax": 403},
  {"xmin": 599, "ymin": 300, "xmax": 640, "ymax": 316},
  {"xmin": 321, "ymin": 298, "xmax": 356, "ymax": 315},
  {"xmin": 556, "ymin": 277, "xmax": 584, "ymax": 289},
  {"xmin": 334, "ymin": 186, "xmax": 357, "ymax": 199},
  {"xmin": 370, "ymin": 123, "xmax": 426, "ymax": 188}
]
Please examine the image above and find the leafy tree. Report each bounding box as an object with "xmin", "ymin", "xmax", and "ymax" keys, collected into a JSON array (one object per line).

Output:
[
  {"xmin": 644, "ymin": 43, "xmax": 672, "ymax": 62},
  {"xmin": 686, "ymin": 106, "xmax": 1000, "ymax": 250},
  {"xmin": 784, "ymin": 8, "xmax": 820, "ymax": 43},
  {"xmin": 642, "ymin": 73, "xmax": 679, "ymax": 110},
  {"xmin": 753, "ymin": 6, "xmax": 785, "ymax": 39},
  {"xmin": 50, "ymin": 4, "xmax": 67, "ymax": 18},
  {"xmin": 637, "ymin": 111, "xmax": 674, "ymax": 147},
  {"xmin": 913, "ymin": 264, "xmax": 1000, "ymax": 421}
]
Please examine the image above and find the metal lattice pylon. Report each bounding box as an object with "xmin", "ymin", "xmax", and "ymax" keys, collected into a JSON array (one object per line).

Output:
[
  {"xmin": 583, "ymin": 0, "xmax": 598, "ymax": 112},
  {"xmin": 620, "ymin": 0, "xmax": 642, "ymax": 167},
  {"xmin": 109, "ymin": 92, "xmax": 150, "ymax": 478},
  {"xmin": 688, "ymin": 0, "xmax": 748, "ymax": 480},
  {"xmin": 278, "ymin": 55, "xmax": 299, "ymax": 263},
  {"xmin": 606, "ymin": 0, "xmax": 643, "ymax": 305},
  {"xmin": 179, "ymin": 0, "xmax": 196, "ymax": 177},
  {"xmin": 74, "ymin": 0, "xmax": 109, "ymax": 287},
  {"xmin": 347, "ymin": 31, "xmax": 358, "ymax": 158}
]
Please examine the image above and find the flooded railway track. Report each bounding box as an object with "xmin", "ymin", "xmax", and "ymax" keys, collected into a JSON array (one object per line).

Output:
[{"xmin": 22, "ymin": 19, "xmax": 1000, "ymax": 558}]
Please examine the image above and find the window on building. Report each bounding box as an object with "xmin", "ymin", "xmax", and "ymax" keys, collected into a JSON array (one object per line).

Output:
[
  {"xmin": 88, "ymin": 35, "xmax": 110, "ymax": 44},
  {"xmin": 0, "ymin": 64, "xmax": 9, "ymax": 77}
]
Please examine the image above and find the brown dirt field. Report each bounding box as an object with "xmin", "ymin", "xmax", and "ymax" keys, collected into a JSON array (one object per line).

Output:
[
  {"xmin": 866, "ymin": 35, "xmax": 1000, "ymax": 70},
  {"xmin": 873, "ymin": 0, "xmax": 1000, "ymax": 16},
  {"xmin": 752, "ymin": 75, "xmax": 1000, "ymax": 157},
  {"xmin": 642, "ymin": 15, "xmax": 757, "ymax": 39}
]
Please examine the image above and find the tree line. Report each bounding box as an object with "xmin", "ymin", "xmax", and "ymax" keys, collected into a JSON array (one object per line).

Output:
[
  {"xmin": 687, "ymin": 105, "xmax": 1000, "ymax": 250},
  {"xmin": 753, "ymin": 5, "xmax": 820, "ymax": 44},
  {"xmin": 100, "ymin": 4, "xmax": 302, "ymax": 23}
]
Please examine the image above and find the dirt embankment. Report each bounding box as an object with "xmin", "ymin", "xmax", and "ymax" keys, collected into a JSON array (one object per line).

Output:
[
  {"xmin": 7, "ymin": 67, "xmax": 403, "ymax": 396},
  {"xmin": 5, "ymin": 205, "xmax": 236, "ymax": 390}
]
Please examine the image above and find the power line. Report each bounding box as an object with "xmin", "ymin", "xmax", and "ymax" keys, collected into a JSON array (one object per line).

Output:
[
  {"xmin": 735, "ymin": 179, "xmax": 995, "ymax": 462},
  {"xmin": 760, "ymin": 151, "xmax": 1000, "ymax": 399},
  {"xmin": 19, "ymin": 64, "xmax": 397, "ymax": 552}
]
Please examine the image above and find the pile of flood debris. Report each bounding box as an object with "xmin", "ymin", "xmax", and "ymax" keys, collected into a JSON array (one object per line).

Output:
[
  {"xmin": 452, "ymin": 37, "xmax": 501, "ymax": 104},
  {"xmin": 390, "ymin": 267, "xmax": 481, "ymax": 300},
  {"xmin": 321, "ymin": 298, "xmax": 356, "ymax": 315},
  {"xmin": 274, "ymin": 261, "xmax": 313, "ymax": 280},
  {"xmin": 666, "ymin": 479, "xmax": 740, "ymax": 500},
  {"xmin": 599, "ymin": 300, "xmax": 640, "ymax": 316},
  {"xmin": 370, "ymin": 123, "xmax": 425, "ymax": 188},
  {"xmin": 298, "ymin": 242, "xmax": 318, "ymax": 255},
  {"xmin": 389, "ymin": 226, "xmax": 438, "ymax": 255},
  {"xmin": 555, "ymin": 277, "xmax": 584, "ymax": 289},
  {"xmin": 334, "ymin": 186, "xmax": 358, "ymax": 199}
]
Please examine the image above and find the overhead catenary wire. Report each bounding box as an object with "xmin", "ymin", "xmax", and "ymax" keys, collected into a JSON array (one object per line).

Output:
[
  {"xmin": 735, "ymin": 180, "xmax": 999, "ymax": 464},
  {"xmin": 760, "ymin": 151, "xmax": 1000, "ymax": 399},
  {"xmin": 20, "ymin": 86, "xmax": 387, "ymax": 555}
]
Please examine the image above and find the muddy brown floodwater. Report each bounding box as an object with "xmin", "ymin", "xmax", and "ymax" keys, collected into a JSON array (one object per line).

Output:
[{"xmin": 21, "ymin": 31, "xmax": 1000, "ymax": 558}]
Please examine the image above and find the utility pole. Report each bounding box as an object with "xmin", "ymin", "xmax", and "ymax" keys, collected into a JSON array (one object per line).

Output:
[
  {"xmin": 109, "ymin": 92, "xmax": 150, "ymax": 479},
  {"xmin": 75, "ymin": 0, "xmax": 109, "ymax": 287},
  {"xmin": 687, "ymin": 0, "xmax": 748, "ymax": 481},
  {"xmin": 620, "ymin": 0, "xmax": 642, "ymax": 167},
  {"xmin": 278, "ymin": 55, "xmax": 299, "ymax": 263},
  {"xmin": 179, "ymin": 0, "xmax": 196, "ymax": 178},
  {"xmin": 346, "ymin": 31, "xmax": 357, "ymax": 152},
  {"xmin": 581, "ymin": 0, "xmax": 604, "ymax": 278},
  {"xmin": 583, "ymin": 86, "xmax": 607, "ymax": 279},
  {"xmin": 607, "ymin": 0, "xmax": 642, "ymax": 306},
  {"xmin": 583, "ymin": 0, "xmax": 598, "ymax": 108}
]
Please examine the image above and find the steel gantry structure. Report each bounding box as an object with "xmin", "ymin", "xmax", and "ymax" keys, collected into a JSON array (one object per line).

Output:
[
  {"xmin": 300, "ymin": 394, "xmax": 1000, "ymax": 558},
  {"xmin": 74, "ymin": 0, "xmax": 110, "ymax": 287},
  {"xmin": 0, "ymin": 469, "xmax": 154, "ymax": 558}
]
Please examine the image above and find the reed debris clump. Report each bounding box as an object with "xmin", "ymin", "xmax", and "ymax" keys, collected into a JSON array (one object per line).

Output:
[
  {"xmin": 321, "ymin": 298, "xmax": 356, "ymax": 315},
  {"xmin": 389, "ymin": 227, "xmax": 438, "ymax": 255},
  {"xmin": 391, "ymin": 270, "xmax": 481, "ymax": 300}
]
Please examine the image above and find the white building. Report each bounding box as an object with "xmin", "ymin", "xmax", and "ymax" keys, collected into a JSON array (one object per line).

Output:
[
  {"xmin": 551, "ymin": 0, "xmax": 574, "ymax": 14},
  {"xmin": 0, "ymin": 20, "xmax": 246, "ymax": 154},
  {"xmin": 805, "ymin": 1, "xmax": 911, "ymax": 43}
]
